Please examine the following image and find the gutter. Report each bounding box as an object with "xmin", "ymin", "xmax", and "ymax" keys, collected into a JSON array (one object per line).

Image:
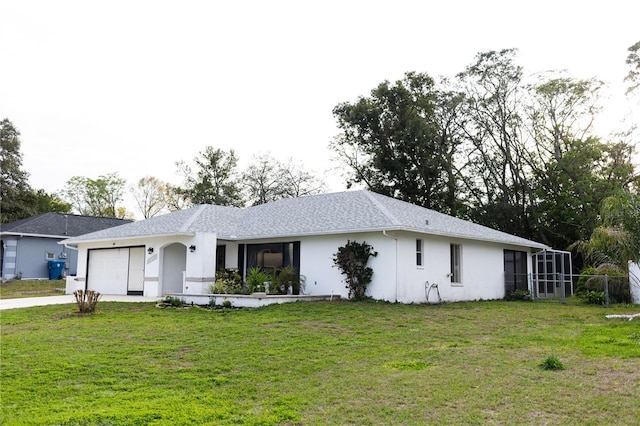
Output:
[{"xmin": 382, "ymin": 230, "xmax": 399, "ymax": 302}]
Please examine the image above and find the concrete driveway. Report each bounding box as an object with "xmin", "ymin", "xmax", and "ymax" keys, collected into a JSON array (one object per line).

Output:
[{"xmin": 0, "ymin": 295, "xmax": 161, "ymax": 311}]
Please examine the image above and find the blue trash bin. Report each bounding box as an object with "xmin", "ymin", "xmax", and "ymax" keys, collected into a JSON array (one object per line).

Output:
[{"xmin": 48, "ymin": 260, "xmax": 65, "ymax": 280}]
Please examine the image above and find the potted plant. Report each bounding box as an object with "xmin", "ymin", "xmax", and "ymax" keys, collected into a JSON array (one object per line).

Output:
[{"xmin": 246, "ymin": 267, "xmax": 270, "ymax": 294}]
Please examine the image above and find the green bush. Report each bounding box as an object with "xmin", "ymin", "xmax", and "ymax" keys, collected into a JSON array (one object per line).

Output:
[
  {"xmin": 580, "ymin": 290, "xmax": 606, "ymax": 305},
  {"xmin": 164, "ymin": 296, "xmax": 184, "ymax": 307},
  {"xmin": 333, "ymin": 240, "xmax": 378, "ymax": 301},
  {"xmin": 268, "ymin": 265, "xmax": 304, "ymax": 295},
  {"xmin": 210, "ymin": 269, "xmax": 244, "ymax": 294},
  {"xmin": 505, "ymin": 289, "xmax": 531, "ymax": 301},
  {"xmin": 577, "ymin": 264, "xmax": 630, "ymax": 304},
  {"xmin": 246, "ymin": 267, "xmax": 271, "ymax": 293},
  {"xmin": 575, "ymin": 267, "xmax": 598, "ymax": 294}
]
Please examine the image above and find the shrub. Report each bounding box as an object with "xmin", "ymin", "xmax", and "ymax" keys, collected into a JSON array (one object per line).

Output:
[
  {"xmin": 575, "ymin": 267, "xmax": 598, "ymax": 294},
  {"xmin": 73, "ymin": 289, "xmax": 101, "ymax": 313},
  {"xmin": 505, "ymin": 289, "xmax": 531, "ymax": 301},
  {"xmin": 580, "ymin": 290, "xmax": 606, "ymax": 305},
  {"xmin": 540, "ymin": 354, "xmax": 565, "ymax": 371},
  {"xmin": 333, "ymin": 240, "xmax": 378, "ymax": 301},
  {"xmin": 268, "ymin": 265, "xmax": 305, "ymax": 295},
  {"xmin": 210, "ymin": 269, "xmax": 244, "ymax": 294},
  {"xmin": 577, "ymin": 264, "xmax": 630, "ymax": 304},
  {"xmin": 165, "ymin": 296, "xmax": 185, "ymax": 307},
  {"xmin": 246, "ymin": 267, "xmax": 271, "ymax": 293}
]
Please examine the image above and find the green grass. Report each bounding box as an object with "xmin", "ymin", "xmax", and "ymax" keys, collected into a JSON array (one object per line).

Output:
[
  {"xmin": 0, "ymin": 279, "xmax": 65, "ymax": 299},
  {"xmin": 1, "ymin": 299, "xmax": 639, "ymax": 425}
]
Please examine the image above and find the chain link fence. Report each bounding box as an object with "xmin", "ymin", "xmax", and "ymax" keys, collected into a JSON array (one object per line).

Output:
[{"xmin": 505, "ymin": 272, "xmax": 634, "ymax": 306}]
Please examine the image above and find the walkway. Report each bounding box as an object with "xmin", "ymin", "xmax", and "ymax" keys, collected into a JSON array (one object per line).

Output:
[{"xmin": 0, "ymin": 295, "xmax": 160, "ymax": 311}]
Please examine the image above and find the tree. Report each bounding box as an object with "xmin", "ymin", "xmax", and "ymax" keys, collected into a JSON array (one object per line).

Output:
[
  {"xmin": 33, "ymin": 189, "xmax": 71, "ymax": 214},
  {"xmin": 331, "ymin": 72, "xmax": 462, "ymax": 214},
  {"xmin": 570, "ymin": 192, "xmax": 640, "ymax": 272},
  {"xmin": 523, "ymin": 75, "xmax": 622, "ymax": 248},
  {"xmin": 176, "ymin": 147, "xmax": 243, "ymax": 207},
  {"xmin": 163, "ymin": 183, "xmax": 190, "ymax": 212},
  {"xmin": 625, "ymin": 40, "xmax": 640, "ymax": 95},
  {"xmin": 62, "ymin": 173, "xmax": 127, "ymax": 218},
  {"xmin": 242, "ymin": 152, "xmax": 286, "ymax": 205},
  {"xmin": 0, "ymin": 118, "xmax": 36, "ymax": 223},
  {"xmin": 455, "ymin": 49, "xmax": 534, "ymax": 238},
  {"xmin": 130, "ymin": 176, "xmax": 169, "ymax": 219},
  {"xmin": 278, "ymin": 157, "xmax": 326, "ymax": 199},
  {"xmin": 242, "ymin": 152, "xmax": 326, "ymax": 205}
]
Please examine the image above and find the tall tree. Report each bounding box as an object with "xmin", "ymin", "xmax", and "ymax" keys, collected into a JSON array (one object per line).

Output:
[
  {"xmin": 278, "ymin": 157, "xmax": 326, "ymax": 199},
  {"xmin": 331, "ymin": 72, "xmax": 462, "ymax": 214},
  {"xmin": 524, "ymin": 75, "xmax": 610, "ymax": 247},
  {"xmin": 130, "ymin": 176, "xmax": 169, "ymax": 219},
  {"xmin": 455, "ymin": 49, "xmax": 533, "ymax": 237},
  {"xmin": 625, "ymin": 40, "xmax": 640, "ymax": 95},
  {"xmin": 176, "ymin": 146, "xmax": 243, "ymax": 207},
  {"xmin": 163, "ymin": 183, "xmax": 190, "ymax": 212},
  {"xmin": 33, "ymin": 189, "xmax": 71, "ymax": 215},
  {"xmin": 242, "ymin": 152, "xmax": 286, "ymax": 205},
  {"xmin": 62, "ymin": 173, "xmax": 127, "ymax": 218},
  {"xmin": 0, "ymin": 118, "xmax": 36, "ymax": 223},
  {"xmin": 242, "ymin": 152, "xmax": 326, "ymax": 205},
  {"xmin": 570, "ymin": 192, "xmax": 640, "ymax": 272}
]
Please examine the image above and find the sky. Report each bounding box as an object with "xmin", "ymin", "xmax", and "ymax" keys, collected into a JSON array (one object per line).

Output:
[{"xmin": 1, "ymin": 0, "xmax": 638, "ymax": 217}]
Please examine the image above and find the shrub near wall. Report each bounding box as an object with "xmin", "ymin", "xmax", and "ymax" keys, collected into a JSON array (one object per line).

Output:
[{"xmin": 576, "ymin": 264, "xmax": 631, "ymax": 304}]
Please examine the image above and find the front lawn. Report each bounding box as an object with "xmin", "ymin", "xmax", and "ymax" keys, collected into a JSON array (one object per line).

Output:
[
  {"xmin": 1, "ymin": 300, "xmax": 639, "ymax": 425},
  {"xmin": 0, "ymin": 279, "xmax": 64, "ymax": 299}
]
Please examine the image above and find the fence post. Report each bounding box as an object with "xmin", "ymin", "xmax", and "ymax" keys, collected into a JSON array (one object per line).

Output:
[{"xmin": 604, "ymin": 275, "xmax": 610, "ymax": 308}]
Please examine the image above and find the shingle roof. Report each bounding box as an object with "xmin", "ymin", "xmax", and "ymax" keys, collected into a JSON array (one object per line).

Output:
[
  {"xmin": 0, "ymin": 213, "xmax": 132, "ymax": 238},
  {"xmin": 62, "ymin": 190, "xmax": 547, "ymax": 249}
]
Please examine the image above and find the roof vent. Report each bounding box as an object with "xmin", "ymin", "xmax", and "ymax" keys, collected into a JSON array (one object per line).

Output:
[{"xmin": 425, "ymin": 219, "xmax": 429, "ymax": 225}]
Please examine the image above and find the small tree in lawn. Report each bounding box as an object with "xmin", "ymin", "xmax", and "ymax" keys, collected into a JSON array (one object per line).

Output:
[{"xmin": 333, "ymin": 240, "xmax": 378, "ymax": 300}]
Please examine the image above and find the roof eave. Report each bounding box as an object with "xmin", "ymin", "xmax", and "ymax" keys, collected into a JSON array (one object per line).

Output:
[
  {"xmin": 60, "ymin": 232, "xmax": 196, "ymax": 245},
  {"xmin": 0, "ymin": 231, "xmax": 68, "ymax": 239}
]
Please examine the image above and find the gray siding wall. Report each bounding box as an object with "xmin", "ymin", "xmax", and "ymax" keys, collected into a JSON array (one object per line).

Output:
[{"xmin": 1, "ymin": 236, "xmax": 77, "ymax": 280}]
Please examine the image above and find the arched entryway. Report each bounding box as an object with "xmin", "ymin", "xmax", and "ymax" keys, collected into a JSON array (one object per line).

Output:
[{"xmin": 162, "ymin": 243, "xmax": 186, "ymax": 294}]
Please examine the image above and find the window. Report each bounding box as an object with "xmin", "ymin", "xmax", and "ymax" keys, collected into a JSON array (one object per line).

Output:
[
  {"xmin": 450, "ymin": 244, "xmax": 461, "ymax": 283},
  {"xmin": 504, "ymin": 250, "xmax": 527, "ymax": 293},
  {"xmin": 245, "ymin": 242, "xmax": 300, "ymax": 275},
  {"xmin": 216, "ymin": 245, "xmax": 226, "ymax": 271},
  {"xmin": 416, "ymin": 239, "xmax": 423, "ymax": 267}
]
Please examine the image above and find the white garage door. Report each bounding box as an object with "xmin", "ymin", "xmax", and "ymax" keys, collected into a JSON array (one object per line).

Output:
[{"xmin": 87, "ymin": 248, "xmax": 145, "ymax": 295}]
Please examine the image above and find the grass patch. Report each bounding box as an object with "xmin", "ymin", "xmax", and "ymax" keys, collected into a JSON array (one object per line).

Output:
[
  {"xmin": 0, "ymin": 279, "xmax": 64, "ymax": 299},
  {"xmin": 539, "ymin": 354, "xmax": 565, "ymax": 371},
  {"xmin": 1, "ymin": 300, "xmax": 639, "ymax": 425}
]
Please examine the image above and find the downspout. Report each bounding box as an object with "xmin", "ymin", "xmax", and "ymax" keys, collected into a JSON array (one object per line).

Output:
[{"xmin": 382, "ymin": 230, "xmax": 399, "ymax": 302}]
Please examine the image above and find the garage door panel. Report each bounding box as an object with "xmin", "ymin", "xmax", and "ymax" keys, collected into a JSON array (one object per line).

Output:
[{"xmin": 88, "ymin": 249, "xmax": 130, "ymax": 295}]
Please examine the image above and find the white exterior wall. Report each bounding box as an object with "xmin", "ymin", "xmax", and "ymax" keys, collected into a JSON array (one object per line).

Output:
[
  {"xmin": 393, "ymin": 231, "xmax": 535, "ymax": 303},
  {"xmin": 298, "ymin": 232, "xmax": 397, "ymax": 301},
  {"xmin": 222, "ymin": 241, "xmax": 239, "ymax": 269},
  {"xmin": 69, "ymin": 233, "xmax": 219, "ymax": 297},
  {"xmin": 68, "ymin": 230, "xmax": 536, "ymax": 303},
  {"xmin": 391, "ymin": 232, "xmax": 503, "ymax": 303}
]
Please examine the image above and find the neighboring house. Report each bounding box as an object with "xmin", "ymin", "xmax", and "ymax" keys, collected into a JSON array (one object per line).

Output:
[
  {"xmin": 61, "ymin": 190, "xmax": 550, "ymax": 303},
  {"xmin": 1, "ymin": 213, "xmax": 132, "ymax": 280}
]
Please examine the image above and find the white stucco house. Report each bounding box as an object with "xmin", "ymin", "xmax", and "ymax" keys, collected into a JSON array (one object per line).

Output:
[{"xmin": 61, "ymin": 190, "xmax": 550, "ymax": 303}]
